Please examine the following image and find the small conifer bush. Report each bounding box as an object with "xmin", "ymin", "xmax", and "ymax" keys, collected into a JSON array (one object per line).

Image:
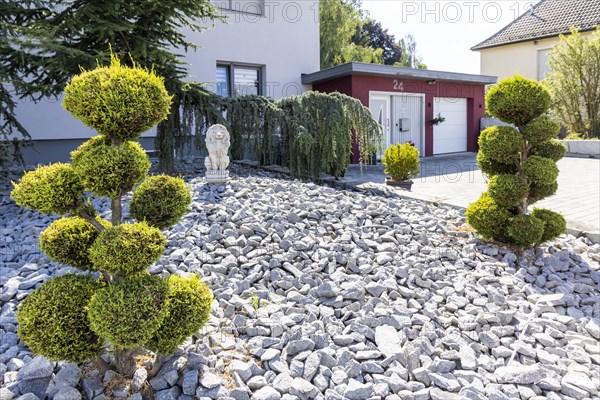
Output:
[
  {"xmin": 89, "ymin": 222, "xmax": 167, "ymax": 277},
  {"xmin": 130, "ymin": 175, "xmax": 192, "ymax": 229},
  {"xmin": 40, "ymin": 216, "xmax": 111, "ymax": 269},
  {"xmin": 146, "ymin": 275, "xmax": 213, "ymax": 354},
  {"xmin": 11, "ymin": 163, "xmax": 84, "ymax": 214},
  {"xmin": 63, "ymin": 55, "xmax": 172, "ymax": 141},
  {"xmin": 382, "ymin": 142, "xmax": 419, "ymax": 182},
  {"xmin": 468, "ymin": 76, "xmax": 566, "ymax": 246},
  {"xmin": 16, "ymin": 274, "xmax": 104, "ymax": 364},
  {"xmin": 11, "ymin": 55, "xmax": 206, "ymax": 376}
]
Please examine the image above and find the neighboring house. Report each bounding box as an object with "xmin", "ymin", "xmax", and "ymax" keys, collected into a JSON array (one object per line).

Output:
[
  {"xmin": 471, "ymin": 0, "xmax": 600, "ymax": 81},
  {"xmin": 16, "ymin": 0, "xmax": 320, "ymax": 165},
  {"xmin": 303, "ymin": 62, "xmax": 495, "ymax": 158}
]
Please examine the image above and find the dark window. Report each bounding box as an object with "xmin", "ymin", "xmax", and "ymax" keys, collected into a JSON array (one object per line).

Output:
[{"xmin": 216, "ymin": 64, "xmax": 262, "ymax": 97}]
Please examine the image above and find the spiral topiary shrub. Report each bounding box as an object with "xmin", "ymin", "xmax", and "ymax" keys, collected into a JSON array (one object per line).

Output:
[
  {"xmin": 531, "ymin": 208, "xmax": 567, "ymax": 243},
  {"xmin": 488, "ymin": 174, "xmax": 529, "ymax": 208},
  {"xmin": 465, "ymin": 194, "xmax": 512, "ymax": 241},
  {"xmin": 130, "ymin": 175, "xmax": 192, "ymax": 229},
  {"xmin": 522, "ymin": 115, "xmax": 560, "ymax": 144},
  {"xmin": 40, "ymin": 216, "xmax": 111, "ymax": 269},
  {"xmin": 17, "ymin": 274, "xmax": 104, "ymax": 364},
  {"xmin": 72, "ymin": 140, "xmax": 150, "ymax": 198},
  {"xmin": 530, "ymin": 139, "xmax": 567, "ymax": 161},
  {"xmin": 11, "ymin": 163, "xmax": 84, "ymax": 214},
  {"xmin": 382, "ymin": 142, "xmax": 419, "ymax": 182},
  {"xmin": 468, "ymin": 76, "xmax": 566, "ymax": 246},
  {"xmin": 478, "ymin": 126, "xmax": 522, "ymax": 164},
  {"xmin": 476, "ymin": 152, "xmax": 518, "ymax": 177},
  {"xmin": 87, "ymin": 275, "xmax": 170, "ymax": 348},
  {"xmin": 146, "ymin": 275, "xmax": 213, "ymax": 354},
  {"xmin": 89, "ymin": 222, "xmax": 166, "ymax": 277},
  {"xmin": 63, "ymin": 54, "xmax": 171, "ymax": 141},
  {"xmin": 11, "ymin": 56, "xmax": 210, "ymax": 376},
  {"xmin": 485, "ymin": 75, "xmax": 551, "ymax": 127},
  {"xmin": 506, "ymin": 214, "xmax": 545, "ymax": 247},
  {"xmin": 523, "ymin": 155, "xmax": 559, "ymax": 186}
]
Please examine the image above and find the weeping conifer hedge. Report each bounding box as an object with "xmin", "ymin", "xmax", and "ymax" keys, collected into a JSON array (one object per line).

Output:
[{"xmin": 158, "ymin": 85, "xmax": 382, "ymax": 180}]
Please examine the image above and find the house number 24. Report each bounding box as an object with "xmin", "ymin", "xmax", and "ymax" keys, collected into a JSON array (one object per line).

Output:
[{"xmin": 393, "ymin": 80, "xmax": 404, "ymax": 91}]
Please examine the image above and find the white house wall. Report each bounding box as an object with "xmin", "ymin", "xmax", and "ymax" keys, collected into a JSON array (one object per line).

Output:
[{"xmin": 14, "ymin": 0, "xmax": 320, "ymax": 146}]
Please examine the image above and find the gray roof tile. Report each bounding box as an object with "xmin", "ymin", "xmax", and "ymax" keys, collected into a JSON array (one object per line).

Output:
[{"xmin": 472, "ymin": 0, "xmax": 600, "ymax": 50}]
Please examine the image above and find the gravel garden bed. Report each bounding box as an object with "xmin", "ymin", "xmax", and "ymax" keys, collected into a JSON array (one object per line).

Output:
[{"xmin": 1, "ymin": 165, "xmax": 599, "ymax": 400}]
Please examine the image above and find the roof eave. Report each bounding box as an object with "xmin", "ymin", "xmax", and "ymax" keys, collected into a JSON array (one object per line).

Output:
[
  {"xmin": 302, "ymin": 62, "xmax": 497, "ymax": 85},
  {"xmin": 471, "ymin": 26, "xmax": 599, "ymax": 51}
]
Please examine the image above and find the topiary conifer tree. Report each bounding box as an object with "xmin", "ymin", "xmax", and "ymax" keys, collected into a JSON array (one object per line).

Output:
[
  {"xmin": 466, "ymin": 76, "xmax": 567, "ymax": 247},
  {"xmin": 11, "ymin": 55, "xmax": 210, "ymax": 376}
]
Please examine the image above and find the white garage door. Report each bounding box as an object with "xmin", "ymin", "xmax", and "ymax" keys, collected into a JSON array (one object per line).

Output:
[{"xmin": 433, "ymin": 97, "xmax": 467, "ymax": 154}]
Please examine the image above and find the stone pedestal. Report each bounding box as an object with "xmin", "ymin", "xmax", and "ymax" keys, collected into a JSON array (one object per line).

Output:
[{"xmin": 205, "ymin": 169, "xmax": 229, "ymax": 184}]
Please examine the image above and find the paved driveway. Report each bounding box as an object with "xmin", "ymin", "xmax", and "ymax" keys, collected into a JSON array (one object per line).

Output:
[{"xmin": 343, "ymin": 153, "xmax": 600, "ymax": 239}]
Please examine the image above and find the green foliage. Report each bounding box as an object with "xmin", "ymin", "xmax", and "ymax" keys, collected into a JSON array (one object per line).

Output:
[
  {"xmin": 521, "ymin": 115, "xmax": 560, "ymax": 144},
  {"xmin": 530, "ymin": 139, "xmax": 567, "ymax": 161},
  {"xmin": 545, "ymin": 27, "xmax": 600, "ymax": 138},
  {"xmin": 17, "ymin": 274, "xmax": 104, "ymax": 364},
  {"xmin": 476, "ymin": 152, "xmax": 518, "ymax": 177},
  {"xmin": 531, "ymin": 208, "xmax": 567, "ymax": 242},
  {"xmin": 564, "ymin": 132, "xmax": 585, "ymax": 140},
  {"xmin": 470, "ymin": 76, "xmax": 564, "ymax": 247},
  {"xmin": 1, "ymin": 84, "xmax": 31, "ymax": 167},
  {"xmin": 130, "ymin": 175, "xmax": 191, "ymax": 229},
  {"xmin": 63, "ymin": 54, "xmax": 172, "ymax": 141},
  {"xmin": 486, "ymin": 76, "xmax": 551, "ymax": 127},
  {"xmin": 87, "ymin": 275, "xmax": 169, "ymax": 349},
  {"xmin": 523, "ymin": 155, "xmax": 559, "ymax": 186},
  {"xmin": 320, "ymin": 0, "xmax": 382, "ymax": 68},
  {"xmin": 72, "ymin": 138, "xmax": 150, "ymax": 198},
  {"xmin": 382, "ymin": 142, "xmax": 419, "ymax": 181},
  {"xmin": 488, "ymin": 174, "xmax": 528, "ymax": 208},
  {"xmin": 11, "ymin": 163, "xmax": 84, "ymax": 214},
  {"xmin": 40, "ymin": 216, "xmax": 110, "ymax": 270},
  {"xmin": 506, "ymin": 214, "xmax": 545, "ymax": 247},
  {"xmin": 466, "ymin": 194, "xmax": 512, "ymax": 241},
  {"xmin": 478, "ymin": 126, "xmax": 522, "ymax": 164},
  {"xmin": 146, "ymin": 275, "xmax": 212, "ymax": 354},
  {"xmin": 529, "ymin": 181, "xmax": 558, "ymax": 203},
  {"xmin": 278, "ymin": 91, "xmax": 382, "ymax": 179},
  {"xmin": 89, "ymin": 222, "xmax": 166, "ymax": 277}
]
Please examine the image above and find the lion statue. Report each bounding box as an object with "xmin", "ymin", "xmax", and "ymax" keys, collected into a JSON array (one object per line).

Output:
[{"xmin": 204, "ymin": 124, "xmax": 230, "ymax": 173}]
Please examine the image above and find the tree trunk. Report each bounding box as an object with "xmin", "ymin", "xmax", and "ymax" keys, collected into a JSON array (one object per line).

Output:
[
  {"xmin": 113, "ymin": 349, "xmax": 142, "ymax": 377},
  {"xmin": 517, "ymin": 135, "xmax": 530, "ymax": 215},
  {"xmin": 78, "ymin": 210, "xmax": 106, "ymax": 231},
  {"xmin": 111, "ymin": 197, "xmax": 122, "ymax": 226}
]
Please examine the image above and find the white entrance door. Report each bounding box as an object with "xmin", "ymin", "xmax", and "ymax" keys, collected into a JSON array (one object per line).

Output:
[
  {"xmin": 369, "ymin": 95, "xmax": 390, "ymax": 159},
  {"xmin": 392, "ymin": 94, "xmax": 424, "ymax": 154},
  {"xmin": 433, "ymin": 97, "xmax": 467, "ymax": 154}
]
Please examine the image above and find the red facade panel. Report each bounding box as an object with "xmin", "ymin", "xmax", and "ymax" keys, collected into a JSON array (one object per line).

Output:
[{"xmin": 314, "ymin": 74, "xmax": 486, "ymax": 159}]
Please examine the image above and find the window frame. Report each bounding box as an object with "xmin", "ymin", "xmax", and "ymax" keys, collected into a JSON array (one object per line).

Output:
[
  {"xmin": 214, "ymin": 0, "xmax": 264, "ymax": 16},
  {"xmin": 537, "ymin": 48, "xmax": 552, "ymax": 81},
  {"xmin": 216, "ymin": 63, "xmax": 264, "ymax": 97}
]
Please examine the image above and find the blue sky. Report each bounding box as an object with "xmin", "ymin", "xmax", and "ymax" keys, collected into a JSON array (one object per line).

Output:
[{"xmin": 362, "ymin": 0, "xmax": 538, "ymax": 74}]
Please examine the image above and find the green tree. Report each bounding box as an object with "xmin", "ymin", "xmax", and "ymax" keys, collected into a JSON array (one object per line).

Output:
[
  {"xmin": 396, "ymin": 34, "xmax": 427, "ymax": 69},
  {"xmin": 352, "ymin": 20, "xmax": 426, "ymax": 69},
  {"xmin": 11, "ymin": 58, "xmax": 211, "ymax": 378},
  {"xmin": 353, "ymin": 19, "xmax": 402, "ymax": 65},
  {"xmin": 320, "ymin": 0, "xmax": 382, "ymax": 68},
  {"xmin": 2, "ymin": 0, "xmax": 220, "ymax": 172},
  {"xmin": 0, "ymin": 0, "xmax": 42, "ymax": 166},
  {"xmin": 545, "ymin": 27, "xmax": 600, "ymax": 138}
]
